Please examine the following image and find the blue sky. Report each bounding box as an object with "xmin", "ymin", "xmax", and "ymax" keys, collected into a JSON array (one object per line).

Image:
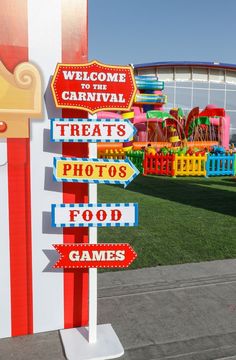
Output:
[{"xmin": 88, "ymin": 0, "xmax": 236, "ymax": 65}]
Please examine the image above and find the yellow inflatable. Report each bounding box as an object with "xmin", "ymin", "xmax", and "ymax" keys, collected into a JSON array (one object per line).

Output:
[{"xmin": 146, "ymin": 146, "xmax": 156, "ymax": 155}]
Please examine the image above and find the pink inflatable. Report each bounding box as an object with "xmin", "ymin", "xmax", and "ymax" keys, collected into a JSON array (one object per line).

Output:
[
  {"xmin": 96, "ymin": 111, "xmax": 122, "ymax": 119},
  {"xmin": 205, "ymin": 105, "xmax": 230, "ymax": 149}
]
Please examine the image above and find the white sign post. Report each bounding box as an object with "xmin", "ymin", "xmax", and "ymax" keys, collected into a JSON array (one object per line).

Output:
[
  {"xmin": 88, "ymin": 139, "xmax": 98, "ymax": 345},
  {"xmin": 52, "ymin": 61, "xmax": 138, "ymax": 360},
  {"xmin": 88, "ymin": 117, "xmax": 124, "ymax": 356},
  {"xmin": 60, "ymin": 116, "xmax": 127, "ymax": 360}
]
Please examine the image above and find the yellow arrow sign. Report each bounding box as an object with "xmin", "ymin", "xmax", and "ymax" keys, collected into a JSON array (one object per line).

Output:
[{"xmin": 53, "ymin": 157, "xmax": 139, "ymax": 187}]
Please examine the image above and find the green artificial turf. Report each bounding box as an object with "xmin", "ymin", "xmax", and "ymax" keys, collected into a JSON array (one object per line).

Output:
[{"xmin": 98, "ymin": 175, "xmax": 236, "ymax": 270}]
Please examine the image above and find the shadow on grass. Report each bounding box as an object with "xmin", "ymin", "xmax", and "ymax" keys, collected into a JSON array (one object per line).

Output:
[
  {"xmin": 221, "ymin": 177, "xmax": 236, "ymax": 187},
  {"xmin": 123, "ymin": 176, "xmax": 236, "ymax": 217}
]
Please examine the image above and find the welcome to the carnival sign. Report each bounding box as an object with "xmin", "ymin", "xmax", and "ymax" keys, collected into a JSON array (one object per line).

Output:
[{"xmin": 51, "ymin": 60, "xmax": 137, "ymax": 113}]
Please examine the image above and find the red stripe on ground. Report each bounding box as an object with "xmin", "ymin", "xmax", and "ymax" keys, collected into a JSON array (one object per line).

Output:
[
  {"xmin": 61, "ymin": 0, "xmax": 89, "ymax": 328},
  {"xmin": 0, "ymin": 0, "xmax": 33, "ymax": 336}
]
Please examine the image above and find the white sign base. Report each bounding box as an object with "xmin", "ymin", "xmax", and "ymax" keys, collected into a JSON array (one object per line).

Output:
[{"xmin": 60, "ymin": 324, "xmax": 124, "ymax": 360}]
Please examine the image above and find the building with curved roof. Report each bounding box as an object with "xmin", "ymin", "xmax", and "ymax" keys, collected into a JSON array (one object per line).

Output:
[{"xmin": 133, "ymin": 62, "xmax": 236, "ymax": 142}]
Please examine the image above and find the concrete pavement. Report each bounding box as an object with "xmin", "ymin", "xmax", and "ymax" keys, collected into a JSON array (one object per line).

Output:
[
  {"xmin": 98, "ymin": 260, "xmax": 236, "ymax": 360},
  {"xmin": 1, "ymin": 259, "xmax": 236, "ymax": 359}
]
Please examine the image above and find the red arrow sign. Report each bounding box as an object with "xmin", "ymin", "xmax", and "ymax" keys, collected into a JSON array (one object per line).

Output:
[
  {"xmin": 53, "ymin": 243, "xmax": 137, "ymax": 269},
  {"xmin": 51, "ymin": 60, "xmax": 137, "ymax": 114}
]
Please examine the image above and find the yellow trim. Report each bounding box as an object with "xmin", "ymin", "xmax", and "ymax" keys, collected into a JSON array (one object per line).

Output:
[
  {"xmin": 123, "ymin": 146, "xmax": 133, "ymax": 152},
  {"xmin": 0, "ymin": 61, "xmax": 42, "ymax": 116},
  {"xmin": 122, "ymin": 111, "xmax": 134, "ymax": 119}
]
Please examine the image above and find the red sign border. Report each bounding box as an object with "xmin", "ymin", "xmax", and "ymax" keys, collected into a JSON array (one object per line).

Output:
[
  {"xmin": 53, "ymin": 243, "xmax": 137, "ymax": 269},
  {"xmin": 51, "ymin": 60, "xmax": 137, "ymax": 114}
]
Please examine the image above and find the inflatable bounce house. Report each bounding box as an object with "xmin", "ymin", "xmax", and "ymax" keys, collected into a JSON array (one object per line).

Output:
[{"xmin": 98, "ymin": 73, "xmax": 236, "ymax": 178}]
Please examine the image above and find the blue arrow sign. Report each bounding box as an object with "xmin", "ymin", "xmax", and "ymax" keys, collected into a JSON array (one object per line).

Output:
[{"xmin": 50, "ymin": 118, "xmax": 137, "ymax": 143}]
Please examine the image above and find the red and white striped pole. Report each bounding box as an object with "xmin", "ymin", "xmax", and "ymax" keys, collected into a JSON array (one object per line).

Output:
[
  {"xmin": 61, "ymin": 0, "xmax": 89, "ymax": 331},
  {"xmin": 0, "ymin": 0, "xmax": 89, "ymax": 337},
  {"xmin": 0, "ymin": 0, "xmax": 33, "ymax": 338}
]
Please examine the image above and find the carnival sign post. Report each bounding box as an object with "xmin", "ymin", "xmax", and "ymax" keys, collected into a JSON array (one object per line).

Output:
[{"xmin": 50, "ymin": 61, "xmax": 138, "ymax": 360}]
